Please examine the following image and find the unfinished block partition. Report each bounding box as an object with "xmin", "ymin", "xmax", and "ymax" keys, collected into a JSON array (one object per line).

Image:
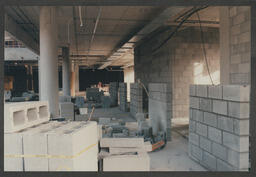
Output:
[
  {"xmin": 109, "ymin": 82, "xmax": 118, "ymax": 106},
  {"xmin": 149, "ymin": 83, "xmax": 172, "ymax": 141},
  {"xmin": 130, "ymin": 83, "xmax": 143, "ymax": 118},
  {"xmin": 188, "ymin": 85, "xmax": 249, "ymax": 171},
  {"xmin": 118, "ymin": 83, "xmax": 128, "ymax": 112}
]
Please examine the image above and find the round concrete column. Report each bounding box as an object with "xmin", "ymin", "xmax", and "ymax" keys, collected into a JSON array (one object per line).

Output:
[
  {"xmin": 62, "ymin": 47, "xmax": 71, "ymax": 96},
  {"xmin": 39, "ymin": 6, "xmax": 59, "ymax": 118},
  {"xmin": 75, "ymin": 64, "xmax": 79, "ymax": 93}
]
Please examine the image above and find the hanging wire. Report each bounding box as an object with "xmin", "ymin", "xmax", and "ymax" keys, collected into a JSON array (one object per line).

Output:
[{"xmin": 196, "ymin": 11, "xmax": 215, "ymax": 85}]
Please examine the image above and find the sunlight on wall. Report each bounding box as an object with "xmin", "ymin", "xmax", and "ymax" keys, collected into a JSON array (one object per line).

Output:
[
  {"xmin": 124, "ymin": 67, "xmax": 135, "ymax": 102},
  {"xmin": 193, "ymin": 62, "xmax": 220, "ymax": 85}
]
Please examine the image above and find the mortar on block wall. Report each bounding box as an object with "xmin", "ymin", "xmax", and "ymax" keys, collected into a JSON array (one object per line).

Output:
[{"xmin": 188, "ymin": 85, "xmax": 249, "ymax": 171}]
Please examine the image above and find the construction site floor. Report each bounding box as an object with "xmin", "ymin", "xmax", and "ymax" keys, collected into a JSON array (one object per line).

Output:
[{"xmin": 88, "ymin": 107, "xmax": 206, "ymax": 171}]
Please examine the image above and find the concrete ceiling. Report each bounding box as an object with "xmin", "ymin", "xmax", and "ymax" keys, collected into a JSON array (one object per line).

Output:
[{"xmin": 4, "ymin": 6, "xmax": 219, "ymax": 68}]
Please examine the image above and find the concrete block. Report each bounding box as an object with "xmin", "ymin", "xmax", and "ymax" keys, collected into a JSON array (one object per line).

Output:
[
  {"xmin": 192, "ymin": 109, "xmax": 203, "ymax": 122},
  {"xmin": 212, "ymin": 142, "xmax": 227, "ymax": 161},
  {"xmin": 208, "ymin": 85, "xmax": 222, "ymax": 99},
  {"xmin": 208, "ymin": 127, "xmax": 222, "ymax": 144},
  {"xmin": 213, "ymin": 100, "xmax": 227, "ymax": 115},
  {"xmin": 228, "ymin": 102, "xmax": 249, "ymax": 119},
  {"xmin": 136, "ymin": 113, "xmax": 146, "ymax": 121},
  {"xmin": 103, "ymin": 152, "xmax": 150, "ymax": 171},
  {"xmin": 48, "ymin": 121, "xmax": 98, "ymax": 171},
  {"xmin": 59, "ymin": 102, "xmax": 74, "ymax": 121},
  {"xmin": 109, "ymin": 142, "xmax": 151, "ymax": 154},
  {"xmin": 125, "ymin": 122, "xmax": 139, "ymax": 131},
  {"xmin": 4, "ymin": 133, "xmax": 23, "ymax": 171},
  {"xmin": 190, "ymin": 97, "xmax": 199, "ymax": 109},
  {"xmin": 190, "ymin": 143, "xmax": 203, "ymax": 161},
  {"xmin": 217, "ymin": 159, "xmax": 234, "ymax": 171},
  {"xmin": 189, "ymin": 85, "xmax": 196, "ymax": 96},
  {"xmin": 223, "ymin": 85, "xmax": 249, "ymax": 102},
  {"xmin": 79, "ymin": 108, "xmax": 88, "ymax": 115},
  {"xmin": 199, "ymin": 136, "xmax": 212, "ymax": 153},
  {"xmin": 217, "ymin": 116, "xmax": 233, "ymax": 133},
  {"xmin": 98, "ymin": 125, "xmax": 102, "ymax": 140},
  {"xmin": 199, "ymin": 98, "xmax": 212, "ymax": 112},
  {"xmin": 75, "ymin": 114, "xmax": 87, "ymax": 121},
  {"xmin": 223, "ymin": 132, "xmax": 249, "ymax": 152},
  {"xmin": 4, "ymin": 101, "xmax": 50, "ymax": 133},
  {"xmin": 196, "ymin": 85, "xmax": 208, "ymax": 97},
  {"xmin": 59, "ymin": 95, "xmax": 72, "ymax": 103},
  {"xmin": 189, "ymin": 120, "xmax": 196, "ymax": 132},
  {"xmin": 149, "ymin": 99, "xmax": 169, "ymax": 135},
  {"xmin": 203, "ymin": 112, "xmax": 217, "ymax": 127},
  {"xmin": 4, "ymin": 121, "xmax": 67, "ymax": 171},
  {"xmin": 189, "ymin": 132, "xmax": 199, "ymax": 146},
  {"xmin": 196, "ymin": 123, "xmax": 208, "ymax": 137},
  {"xmin": 227, "ymin": 149, "xmax": 249, "ymax": 169},
  {"xmin": 233, "ymin": 119, "xmax": 249, "ymax": 135},
  {"xmin": 99, "ymin": 118, "xmax": 111, "ymax": 125},
  {"xmin": 202, "ymin": 151, "xmax": 217, "ymax": 170},
  {"xmin": 144, "ymin": 141, "xmax": 152, "ymax": 152},
  {"xmin": 23, "ymin": 122, "xmax": 79, "ymax": 171},
  {"xmin": 100, "ymin": 138, "xmax": 145, "ymax": 148}
]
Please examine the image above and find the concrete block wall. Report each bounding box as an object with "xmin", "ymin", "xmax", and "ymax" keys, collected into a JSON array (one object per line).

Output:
[
  {"xmin": 220, "ymin": 7, "xmax": 251, "ymax": 85},
  {"xmin": 189, "ymin": 85, "xmax": 249, "ymax": 171},
  {"xmin": 130, "ymin": 83, "xmax": 143, "ymax": 118},
  {"xmin": 134, "ymin": 27, "xmax": 220, "ymax": 120},
  {"xmin": 149, "ymin": 83, "xmax": 171, "ymax": 141},
  {"xmin": 109, "ymin": 82, "xmax": 118, "ymax": 106},
  {"xmin": 118, "ymin": 83, "xmax": 127, "ymax": 112}
]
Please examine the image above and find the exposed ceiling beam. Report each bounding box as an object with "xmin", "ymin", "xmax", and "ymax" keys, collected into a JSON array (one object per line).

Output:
[
  {"xmin": 2, "ymin": 0, "xmax": 253, "ymax": 6},
  {"xmin": 98, "ymin": 6, "xmax": 186, "ymax": 69},
  {"xmin": 5, "ymin": 14, "xmax": 39, "ymax": 55}
]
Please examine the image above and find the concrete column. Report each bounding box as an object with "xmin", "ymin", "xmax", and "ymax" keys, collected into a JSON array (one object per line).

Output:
[
  {"xmin": 62, "ymin": 47, "xmax": 71, "ymax": 96},
  {"xmin": 39, "ymin": 6, "xmax": 59, "ymax": 118},
  {"xmin": 71, "ymin": 70, "xmax": 75, "ymax": 97},
  {"xmin": 75, "ymin": 64, "xmax": 79, "ymax": 93}
]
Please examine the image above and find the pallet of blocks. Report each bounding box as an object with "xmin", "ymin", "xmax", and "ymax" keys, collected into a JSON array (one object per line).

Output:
[
  {"xmin": 4, "ymin": 101, "xmax": 98, "ymax": 171},
  {"xmin": 99, "ymin": 138, "xmax": 151, "ymax": 171}
]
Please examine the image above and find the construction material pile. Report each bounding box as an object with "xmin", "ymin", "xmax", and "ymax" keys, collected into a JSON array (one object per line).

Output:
[
  {"xmin": 99, "ymin": 138, "xmax": 151, "ymax": 171},
  {"xmin": 4, "ymin": 101, "xmax": 98, "ymax": 171}
]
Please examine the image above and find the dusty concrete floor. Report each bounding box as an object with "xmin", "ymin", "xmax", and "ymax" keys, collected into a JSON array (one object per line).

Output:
[
  {"xmin": 149, "ymin": 118, "xmax": 206, "ymax": 171},
  {"xmin": 87, "ymin": 107, "xmax": 206, "ymax": 171}
]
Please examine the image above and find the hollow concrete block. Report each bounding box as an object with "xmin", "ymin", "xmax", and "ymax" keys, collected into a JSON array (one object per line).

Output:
[{"xmin": 4, "ymin": 101, "xmax": 50, "ymax": 133}]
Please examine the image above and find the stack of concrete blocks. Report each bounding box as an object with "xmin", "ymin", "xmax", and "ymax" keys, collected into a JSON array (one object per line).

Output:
[
  {"xmin": 75, "ymin": 96, "xmax": 85, "ymax": 108},
  {"xmin": 189, "ymin": 85, "xmax": 249, "ymax": 171},
  {"xmin": 5, "ymin": 121, "xmax": 67, "ymax": 171},
  {"xmin": 100, "ymin": 138, "xmax": 150, "ymax": 171},
  {"xmin": 118, "ymin": 83, "xmax": 128, "ymax": 112},
  {"xmin": 130, "ymin": 83, "xmax": 143, "ymax": 118},
  {"xmin": 59, "ymin": 95, "xmax": 72, "ymax": 103},
  {"xmin": 5, "ymin": 121, "xmax": 98, "ymax": 171},
  {"xmin": 109, "ymin": 82, "xmax": 118, "ymax": 106},
  {"xmin": 59, "ymin": 102, "xmax": 74, "ymax": 121},
  {"xmin": 86, "ymin": 88, "xmax": 103, "ymax": 102},
  {"xmin": 148, "ymin": 83, "xmax": 172, "ymax": 141},
  {"xmin": 101, "ymin": 96, "xmax": 111, "ymax": 108},
  {"xmin": 4, "ymin": 101, "xmax": 50, "ymax": 133}
]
